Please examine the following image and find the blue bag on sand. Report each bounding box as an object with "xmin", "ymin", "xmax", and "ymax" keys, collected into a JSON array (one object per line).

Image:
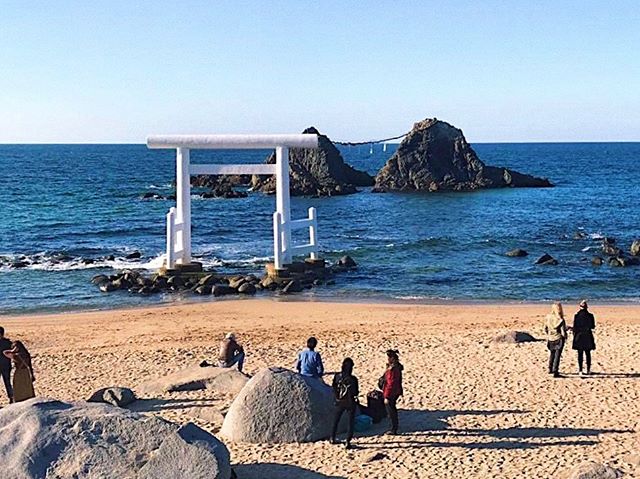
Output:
[{"xmin": 354, "ymin": 414, "xmax": 373, "ymax": 432}]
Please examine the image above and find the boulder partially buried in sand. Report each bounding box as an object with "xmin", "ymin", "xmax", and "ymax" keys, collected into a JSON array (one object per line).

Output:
[
  {"xmin": 558, "ymin": 461, "xmax": 620, "ymax": 479},
  {"xmin": 493, "ymin": 331, "xmax": 537, "ymax": 344},
  {"xmin": 0, "ymin": 398, "xmax": 231, "ymax": 479},
  {"xmin": 220, "ymin": 367, "xmax": 338, "ymax": 443},
  {"xmin": 137, "ymin": 364, "xmax": 249, "ymax": 396},
  {"xmin": 87, "ymin": 386, "xmax": 136, "ymax": 407}
]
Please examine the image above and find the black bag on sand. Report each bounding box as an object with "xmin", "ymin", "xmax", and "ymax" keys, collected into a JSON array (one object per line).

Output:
[{"xmin": 366, "ymin": 390, "xmax": 387, "ymax": 423}]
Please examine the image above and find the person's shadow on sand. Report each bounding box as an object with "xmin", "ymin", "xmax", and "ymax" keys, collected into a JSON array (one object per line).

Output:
[
  {"xmin": 233, "ymin": 463, "xmax": 345, "ymax": 479},
  {"xmin": 354, "ymin": 408, "xmax": 634, "ymax": 451}
]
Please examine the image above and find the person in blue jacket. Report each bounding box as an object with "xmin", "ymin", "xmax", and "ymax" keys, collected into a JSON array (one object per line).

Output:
[{"xmin": 296, "ymin": 337, "xmax": 324, "ymax": 378}]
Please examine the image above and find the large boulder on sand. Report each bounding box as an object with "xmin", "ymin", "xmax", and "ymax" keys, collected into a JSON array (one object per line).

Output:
[
  {"xmin": 137, "ymin": 364, "xmax": 249, "ymax": 396},
  {"xmin": 251, "ymin": 127, "xmax": 374, "ymax": 197},
  {"xmin": 0, "ymin": 398, "xmax": 231, "ymax": 479},
  {"xmin": 220, "ymin": 367, "xmax": 338, "ymax": 443},
  {"xmin": 373, "ymin": 118, "xmax": 553, "ymax": 192}
]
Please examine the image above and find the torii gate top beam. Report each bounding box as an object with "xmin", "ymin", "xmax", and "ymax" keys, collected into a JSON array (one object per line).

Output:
[{"xmin": 147, "ymin": 134, "xmax": 318, "ymax": 150}]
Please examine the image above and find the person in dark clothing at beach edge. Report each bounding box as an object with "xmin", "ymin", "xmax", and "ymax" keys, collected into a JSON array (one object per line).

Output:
[
  {"xmin": 382, "ymin": 349, "xmax": 404, "ymax": 435},
  {"xmin": 0, "ymin": 327, "xmax": 13, "ymax": 403},
  {"xmin": 330, "ymin": 357, "xmax": 359, "ymax": 449},
  {"xmin": 572, "ymin": 299, "xmax": 596, "ymax": 375}
]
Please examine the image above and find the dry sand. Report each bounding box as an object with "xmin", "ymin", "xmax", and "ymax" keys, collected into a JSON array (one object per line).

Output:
[{"xmin": 1, "ymin": 299, "xmax": 639, "ymax": 478}]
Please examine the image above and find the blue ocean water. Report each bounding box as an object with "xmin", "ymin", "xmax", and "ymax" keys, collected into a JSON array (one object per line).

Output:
[{"xmin": 1, "ymin": 142, "xmax": 639, "ymax": 314}]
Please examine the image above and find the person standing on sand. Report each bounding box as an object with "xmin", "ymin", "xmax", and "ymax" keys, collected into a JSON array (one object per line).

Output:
[
  {"xmin": 545, "ymin": 302, "xmax": 568, "ymax": 378},
  {"xmin": 296, "ymin": 337, "xmax": 324, "ymax": 378},
  {"xmin": 330, "ymin": 357, "xmax": 359, "ymax": 449},
  {"xmin": 0, "ymin": 327, "xmax": 13, "ymax": 403},
  {"xmin": 218, "ymin": 333, "xmax": 245, "ymax": 373},
  {"xmin": 382, "ymin": 349, "xmax": 403, "ymax": 435},
  {"xmin": 3, "ymin": 341, "xmax": 35, "ymax": 402},
  {"xmin": 572, "ymin": 300, "xmax": 596, "ymax": 375}
]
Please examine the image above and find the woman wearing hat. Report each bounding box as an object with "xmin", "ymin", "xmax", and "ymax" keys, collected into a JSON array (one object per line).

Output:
[{"xmin": 572, "ymin": 300, "xmax": 596, "ymax": 375}]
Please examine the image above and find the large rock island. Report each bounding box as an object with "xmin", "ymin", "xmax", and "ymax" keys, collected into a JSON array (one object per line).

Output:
[
  {"xmin": 251, "ymin": 127, "xmax": 374, "ymax": 196},
  {"xmin": 373, "ymin": 118, "xmax": 553, "ymax": 192}
]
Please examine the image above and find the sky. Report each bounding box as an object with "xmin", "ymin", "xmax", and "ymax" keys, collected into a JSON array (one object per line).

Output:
[{"xmin": 1, "ymin": 0, "xmax": 639, "ymax": 143}]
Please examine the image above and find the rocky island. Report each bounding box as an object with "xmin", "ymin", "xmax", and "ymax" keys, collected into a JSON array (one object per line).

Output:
[
  {"xmin": 251, "ymin": 127, "xmax": 374, "ymax": 196},
  {"xmin": 373, "ymin": 118, "xmax": 553, "ymax": 192}
]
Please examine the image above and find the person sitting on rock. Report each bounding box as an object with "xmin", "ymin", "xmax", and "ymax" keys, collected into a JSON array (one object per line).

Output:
[
  {"xmin": 330, "ymin": 357, "xmax": 359, "ymax": 449},
  {"xmin": 296, "ymin": 336, "xmax": 324, "ymax": 378},
  {"xmin": 218, "ymin": 333, "xmax": 244, "ymax": 373}
]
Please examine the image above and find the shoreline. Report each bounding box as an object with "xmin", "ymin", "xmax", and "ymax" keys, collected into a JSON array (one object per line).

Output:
[{"xmin": 3, "ymin": 294, "xmax": 640, "ymax": 319}]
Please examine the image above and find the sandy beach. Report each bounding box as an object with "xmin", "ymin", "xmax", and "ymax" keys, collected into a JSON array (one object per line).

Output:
[{"xmin": 1, "ymin": 299, "xmax": 639, "ymax": 478}]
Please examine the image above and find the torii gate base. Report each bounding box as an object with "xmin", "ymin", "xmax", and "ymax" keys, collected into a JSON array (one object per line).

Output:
[{"xmin": 266, "ymin": 257, "xmax": 326, "ymax": 279}]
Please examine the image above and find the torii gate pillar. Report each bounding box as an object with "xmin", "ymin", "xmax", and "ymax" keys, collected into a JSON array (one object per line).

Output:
[{"xmin": 147, "ymin": 134, "xmax": 320, "ymax": 272}]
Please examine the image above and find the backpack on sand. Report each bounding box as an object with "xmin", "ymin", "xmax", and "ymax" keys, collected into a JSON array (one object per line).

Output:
[{"xmin": 365, "ymin": 390, "xmax": 387, "ymax": 423}]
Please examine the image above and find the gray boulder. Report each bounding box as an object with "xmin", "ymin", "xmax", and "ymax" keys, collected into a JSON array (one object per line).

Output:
[
  {"xmin": 493, "ymin": 331, "xmax": 537, "ymax": 344},
  {"xmin": 505, "ymin": 249, "xmax": 528, "ymax": 257},
  {"xmin": 137, "ymin": 364, "xmax": 249, "ymax": 396},
  {"xmin": 87, "ymin": 387, "xmax": 136, "ymax": 407},
  {"xmin": 373, "ymin": 119, "xmax": 553, "ymax": 192},
  {"xmin": 558, "ymin": 461, "xmax": 620, "ymax": 479},
  {"xmin": 631, "ymin": 240, "xmax": 640, "ymax": 256},
  {"xmin": 220, "ymin": 367, "xmax": 339, "ymax": 443},
  {"xmin": 0, "ymin": 398, "xmax": 231, "ymax": 479}
]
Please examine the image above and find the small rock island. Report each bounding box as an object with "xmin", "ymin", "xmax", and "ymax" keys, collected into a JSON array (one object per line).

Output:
[
  {"xmin": 373, "ymin": 118, "xmax": 553, "ymax": 192},
  {"xmin": 251, "ymin": 127, "xmax": 374, "ymax": 196}
]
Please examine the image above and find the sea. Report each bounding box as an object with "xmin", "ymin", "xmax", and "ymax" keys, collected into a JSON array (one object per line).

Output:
[{"xmin": 1, "ymin": 142, "xmax": 639, "ymax": 314}]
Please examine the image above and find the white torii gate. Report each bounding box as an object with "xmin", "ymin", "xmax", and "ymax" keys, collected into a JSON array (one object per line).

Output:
[{"xmin": 146, "ymin": 134, "xmax": 320, "ymax": 271}]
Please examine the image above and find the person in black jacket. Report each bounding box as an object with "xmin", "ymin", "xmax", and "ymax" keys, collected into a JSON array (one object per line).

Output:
[
  {"xmin": 330, "ymin": 357, "xmax": 359, "ymax": 449},
  {"xmin": 572, "ymin": 300, "xmax": 596, "ymax": 375},
  {"xmin": 0, "ymin": 327, "xmax": 13, "ymax": 403}
]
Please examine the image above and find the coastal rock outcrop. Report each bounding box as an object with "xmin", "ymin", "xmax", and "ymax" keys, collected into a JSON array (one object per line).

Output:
[
  {"xmin": 373, "ymin": 119, "xmax": 553, "ymax": 192},
  {"xmin": 220, "ymin": 367, "xmax": 340, "ymax": 443},
  {"xmin": 0, "ymin": 398, "xmax": 231, "ymax": 479},
  {"xmin": 506, "ymin": 249, "xmax": 528, "ymax": 257},
  {"xmin": 251, "ymin": 127, "xmax": 374, "ymax": 196}
]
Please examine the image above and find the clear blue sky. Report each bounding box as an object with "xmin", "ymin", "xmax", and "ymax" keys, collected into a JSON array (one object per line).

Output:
[{"xmin": 1, "ymin": 0, "xmax": 638, "ymax": 143}]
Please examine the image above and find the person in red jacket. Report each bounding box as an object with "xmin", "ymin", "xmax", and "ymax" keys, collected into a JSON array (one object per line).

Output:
[{"xmin": 382, "ymin": 349, "xmax": 403, "ymax": 435}]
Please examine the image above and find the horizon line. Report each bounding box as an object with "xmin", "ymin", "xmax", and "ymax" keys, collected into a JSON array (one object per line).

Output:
[{"xmin": 1, "ymin": 140, "xmax": 639, "ymax": 146}]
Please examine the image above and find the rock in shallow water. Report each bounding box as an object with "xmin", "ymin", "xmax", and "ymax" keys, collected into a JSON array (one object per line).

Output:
[
  {"xmin": 506, "ymin": 249, "xmax": 528, "ymax": 257},
  {"xmin": 0, "ymin": 398, "xmax": 231, "ymax": 479},
  {"xmin": 535, "ymin": 253, "xmax": 558, "ymax": 265}
]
